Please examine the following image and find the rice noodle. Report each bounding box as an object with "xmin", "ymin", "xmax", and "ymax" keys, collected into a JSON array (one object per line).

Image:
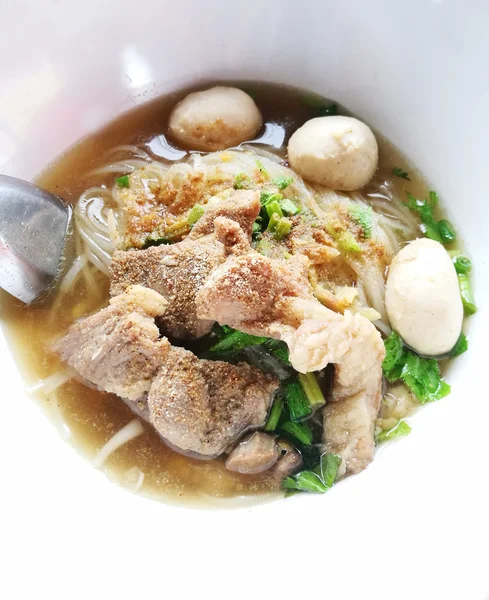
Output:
[
  {"xmin": 73, "ymin": 144, "xmax": 420, "ymax": 333},
  {"xmin": 59, "ymin": 255, "xmax": 87, "ymax": 293},
  {"xmin": 29, "ymin": 370, "xmax": 74, "ymax": 395},
  {"xmin": 122, "ymin": 466, "xmax": 145, "ymax": 493},
  {"xmin": 93, "ymin": 419, "xmax": 145, "ymax": 468}
]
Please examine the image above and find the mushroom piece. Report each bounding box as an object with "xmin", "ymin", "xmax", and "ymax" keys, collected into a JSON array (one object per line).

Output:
[{"xmin": 225, "ymin": 432, "xmax": 278, "ymax": 474}]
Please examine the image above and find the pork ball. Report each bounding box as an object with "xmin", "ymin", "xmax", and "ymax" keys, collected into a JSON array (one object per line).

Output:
[
  {"xmin": 385, "ymin": 238, "xmax": 463, "ymax": 356},
  {"xmin": 168, "ymin": 86, "xmax": 262, "ymax": 151},
  {"xmin": 287, "ymin": 116, "xmax": 378, "ymax": 190}
]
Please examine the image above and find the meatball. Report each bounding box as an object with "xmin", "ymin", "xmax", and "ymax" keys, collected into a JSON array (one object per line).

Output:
[
  {"xmin": 385, "ymin": 238, "xmax": 463, "ymax": 356},
  {"xmin": 168, "ymin": 86, "xmax": 262, "ymax": 151},
  {"xmin": 287, "ymin": 116, "xmax": 378, "ymax": 190}
]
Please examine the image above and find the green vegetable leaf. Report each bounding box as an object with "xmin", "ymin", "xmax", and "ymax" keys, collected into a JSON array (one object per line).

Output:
[
  {"xmin": 382, "ymin": 331, "xmax": 405, "ymax": 372},
  {"xmin": 452, "ymin": 255, "xmax": 472, "ymax": 274},
  {"xmin": 273, "ymin": 176, "xmax": 294, "ymax": 190},
  {"xmin": 283, "ymin": 471, "xmax": 327, "ymax": 494},
  {"xmin": 283, "ymin": 379, "xmax": 312, "ymax": 422},
  {"xmin": 458, "ymin": 273, "xmax": 476, "ymax": 315},
  {"xmin": 406, "ymin": 192, "xmax": 442, "ymax": 243},
  {"xmin": 315, "ymin": 453, "xmax": 342, "ymax": 487},
  {"xmin": 406, "ymin": 191, "xmax": 457, "ymax": 246},
  {"xmin": 382, "ymin": 332, "xmax": 451, "ymax": 403},
  {"xmin": 392, "ymin": 167, "xmax": 411, "ymax": 181},
  {"xmin": 280, "ymin": 421, "xmax": 313, "ymax": 446},
  {"xmin": 284, "ymin": 452, "xmax": 341, "ymax": 495},
  {"xmin": 142, "ymin": 236, "xmax": 173, "ymax": 248},
  {"xmin": 376, "ymin": 420, "xmax": 411, "ymax": 444},
  {"xmin": 450, "ymin": 333, "xmax": 468, "ymax": 357},
  {"xmin": 349, "ymin": 204, "xmax": 373, "ymax": 239},
  {"xmin": 116, "ymin": 174, "xmax": 130, "ymax": 188},
  {"xmin": 209, "ymin": 328, "xmax": 268, "ymax": 354},
  {"xmin": 401, "ymin": 354, "xmax": 450, "ymax": 404},
  {"xmin": 187, "ymin": 204, "xmax": 205, "ymax": 225},
  {"xmin": 264, "ymin": 396, "xmax": 283, "ymax": 432},
  {"xmin": 252, "ymin": 221, "xmax": 262, "ymax": 235},
  {"xmin": 265, "ymin": 339, "xmax": 291, "ymax": 365}
]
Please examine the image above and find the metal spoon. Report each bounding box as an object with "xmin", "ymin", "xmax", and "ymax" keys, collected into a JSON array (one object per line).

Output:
[{"xmin": 0, "ymin": 174, "xmax": 72, "ymax": 304}]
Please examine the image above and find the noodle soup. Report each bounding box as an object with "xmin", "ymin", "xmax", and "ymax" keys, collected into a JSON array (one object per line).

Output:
[{"xmin": 0, "ymin": 83, "xmax": 470, "ymax": 505}]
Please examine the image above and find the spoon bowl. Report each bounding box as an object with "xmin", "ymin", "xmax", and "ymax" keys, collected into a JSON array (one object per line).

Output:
[{"xmin": 0, "ymin": 174, "xmax": 71, "ymax": 303}]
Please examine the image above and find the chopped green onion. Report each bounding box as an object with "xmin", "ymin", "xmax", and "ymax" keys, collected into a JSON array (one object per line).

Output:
[
  {"xmin": 234, "ymin": 173, "xmax": 251, "ymax": 190},
  {"xmin": 452, "ymin": 255, "xmax": 472, "ymax": 274},
  {"xmin": 283, "ymin": 471, "xmax": 327, "ymax": 494},
  {"xmin": 116, "ymin": 174, "xmax": 130, "ymax": 188},
  {"xmin": 337, "ymin": 231, "xmax": 362, "ymax": 253},
  {"xmin": 392, "ymin": 167, "xmax": 411, "ymax": 180},
  {"xmin": 438, "ymin": 219, "xmax": 456, "ymax": 244},
  {"xmin": 273, "ymin": 217, "xmax": 292, "ymax": 240},
  {"xmin": 280, "ymin": 421, "xmax": 313, "ymax": 445},
  {"xmin": 279, "ymin": 198, "xmax": 299, "ymax": 216},
  {"xmin": 315, "ymin": 453, "xmax": 342, "ymax": 487},
  {"xmin": 283, "ymin": 379, "xmax": 312, "ymax": 422},
  {"xmin": 349, "ymin": 204, "xmax": 373, "ymax": 239},
  {"xmin": 187, "ymin": 204, "xmax": 205, "ymax": 225},
  {"xmin": 265, "ymin": 200, "xmax": 284, "ymax": 219},
  {"xmin": 267, "ymin": 213, "xmax": 292, "ymax": 240},
  {"xmin": 256, "ymin": 159, "xmax": 269, "ymax": 178},
  {"xmin": 298, "ymin": 372, "xmax": 326, "ymax": 408},
  {"xmin": 376, "ymin": 420, "xmax": 411, "ymax": 444},
  {"xmin": 450, "ymin": 333, "xmax": 468, "ymax": 357},
  {"xmin": 264, "ymin": 396, "xmax": 283, "ymax": 432},
  {"xmin": 273, "ymin": 175, "xmax": 294, "ymax": 190},
  {"xmin": 209, "ymin": 328, "xmax": 268, "ymax": 354},
  {"xmin": 142, "ymin": 236, "xmax": 173, "ymax": 248},
  {"xmin": 458, "ymin": 273, "xmax": 476, "ymax": 315}
]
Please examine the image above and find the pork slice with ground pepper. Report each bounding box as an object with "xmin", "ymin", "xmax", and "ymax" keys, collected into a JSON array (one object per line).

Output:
[
  {"xmin": 148, "ymin": 345, "xmax": 278, "ymax": 458},
  {"xmin": 53, "ymin": 285, "xmax": 170, "ymax": 401},
  {"xmin": 110, "ymin": 191, "xmax": 260, "ymax": 340}
]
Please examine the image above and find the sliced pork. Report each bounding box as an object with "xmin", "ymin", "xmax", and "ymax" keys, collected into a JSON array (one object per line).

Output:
[
  {"xmin": 55, "ymin": 285, "xmax": 279, "ymax": 459},
  {"xmin": 148, "ymin": 347, "xmax": 278, "ymax": 458},
  {"xmin": 196, "ymin": 251, "xmax": 385, "ymax": 475},
  {"xmin": 53, "ymin": 285, "xmax": 169, "ymax": 401},
  {"xmin": 110, "ymin": 191, "xmax": 260, "ymax": 340}
]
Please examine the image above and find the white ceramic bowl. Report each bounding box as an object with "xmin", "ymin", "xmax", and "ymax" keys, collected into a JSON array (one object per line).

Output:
[{"xmin": 1, "ymin": 1, "xmax": 488, "ymax": 599}]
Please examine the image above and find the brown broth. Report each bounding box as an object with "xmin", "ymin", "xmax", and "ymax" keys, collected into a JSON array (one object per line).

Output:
[{"xmin": 0, "ymin": 82, "xmax": 438, "ymax": 506}]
